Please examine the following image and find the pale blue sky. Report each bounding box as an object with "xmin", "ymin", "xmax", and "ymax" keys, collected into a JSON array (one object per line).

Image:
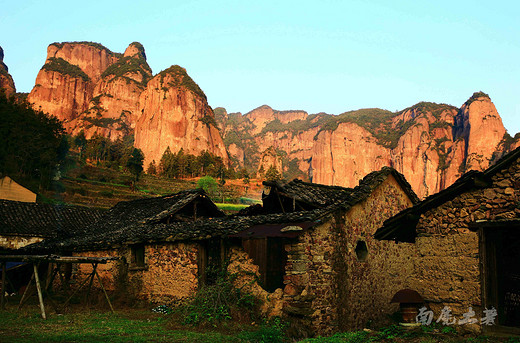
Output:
[{"xmin": 1, "ymin": 0, "xmax": 519, "ymax": 134}]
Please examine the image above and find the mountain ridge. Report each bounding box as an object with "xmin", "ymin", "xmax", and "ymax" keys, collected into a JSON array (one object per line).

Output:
[{"xmin": 2, "ymin": 42, "xmax": 519, "ymax": 199}]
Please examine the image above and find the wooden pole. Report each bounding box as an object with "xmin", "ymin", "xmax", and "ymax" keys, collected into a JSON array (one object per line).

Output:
[
  {"xmin": 1, "ymin": 262, "xmax": 6, "ymax": 310},
  {"xmin": 85, "ymin": 263, "xmax": 98, "ymax": 306},
  {"xmin": 33, "ymin": 263, "xmax": 46, "ymax": 319},
  {"xmin": 63, "ymin": 271, "xmax": 94, "ymax": 308},
  {"xmin": 94, "ymin": 269, "xmax": 114, "ymax": 313},
  {"xmin": 18, "ymin": 271, "xmax": 35, "ymax": 310}
]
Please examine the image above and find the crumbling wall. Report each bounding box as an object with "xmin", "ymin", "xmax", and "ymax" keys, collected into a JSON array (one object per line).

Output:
[
  {"xmin": 343, "ymin": 175, "xmax": 416, "ymax": 329},
  {"xmin": 227, "ymin": 246, "xmax": 284, "ymax": 316}
]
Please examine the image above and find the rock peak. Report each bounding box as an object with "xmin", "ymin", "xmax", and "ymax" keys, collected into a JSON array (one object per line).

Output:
[
  {"xmin": 0, "ymin": 46, "xmax": 16, "ymax": 96},
  {"xmin": 124, "ymin": 42, "xmax": 146, "ymax": 60},
  {"xmin": 464, "ymin": 91, "xmax": 491, "ymax": 107}
]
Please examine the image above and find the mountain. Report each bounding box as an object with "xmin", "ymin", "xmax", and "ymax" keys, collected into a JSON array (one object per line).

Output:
[
  {"xmin": 25, "ymin": 41, "xmax": 228, "ymax": 166},
  {"xmin": 2, "ymin": 42, "xmax": 519, "ymax": 199},
  {"xmin": 216, "ymin": 93, "xmax": 520, "ymax": 198},
  {"xmin": 0, "ymin": 46, "xmax": 16, "ymax": 97}
]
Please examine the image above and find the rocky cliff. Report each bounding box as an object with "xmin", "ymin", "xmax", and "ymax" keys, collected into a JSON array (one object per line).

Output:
[
  {"xmin": 69, "ymin": 42, "xmax": 152, "ymax": 140},
  {"xmin": 218, "ymin": 94, "xmax": 518, "ymax": 198},
  {"xmin": 0, "ymin": 46, "xmax": 16, "ymax": 97},
  {"xmin": 27, "ymin": 42, "xmax": 120, "ymax": 123},
  {"xmin": 19, "ymin": 42, "xmax": 520, "ymax": 198},
  {"xmin": 134, "ymin": 65, "xmax": 228, "ymax": 167},
  {"xmin": 26, "ymin": 42, "xmax": 228, "ymax": 165}
]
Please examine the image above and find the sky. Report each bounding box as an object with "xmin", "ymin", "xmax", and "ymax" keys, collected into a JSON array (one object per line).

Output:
[{"xmin": 1, "ymin": 0, "xmax": 519, "ymax": 134}]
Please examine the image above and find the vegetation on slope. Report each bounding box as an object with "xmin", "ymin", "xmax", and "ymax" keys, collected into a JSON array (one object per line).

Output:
[
  {"xmin": 158, "ymin": 65, "xmax": 207, "ymax": 100},
  {"xmin": 0, "ymin": 91, "xmax": 67, "ymax": 191},
  {"xmin": 42, "ymin": 57, "xmax": 90, "ymax": 82},
  {"xmin": 50, "ymin": 41, "xmax": 122, "ymax": 57},
  {"xmin": 464, "ymin": 91, "xmax": 491, "ymax": 106},
  {"xmin": 101, "ymin": 55, "xmax": 152, "ymax": 86}
]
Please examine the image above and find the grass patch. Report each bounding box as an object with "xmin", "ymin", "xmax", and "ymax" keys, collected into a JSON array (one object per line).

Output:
[
  {"xmin": 0, "ymin": 309, "xmax": 241, "ymax": 343},
  {"xmin": 215, "ymin": 203, "xmax": 251, "ymax": 211}
]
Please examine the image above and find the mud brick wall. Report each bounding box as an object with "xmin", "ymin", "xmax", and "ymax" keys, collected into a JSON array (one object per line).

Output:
[
  {"xmin": 74, "ymin": 242, "xmax": 199, "ymax": 304},
  {"xmin": 409, "ymin": 158, "xmax": 520, "ymax": 331},
  {"xmin": 0, "ymin": 235, "xmax": 43, "ymax": 250},
  {"xmin": 342, "ymin": 175, "xmax": 416, "ymax": 330}
]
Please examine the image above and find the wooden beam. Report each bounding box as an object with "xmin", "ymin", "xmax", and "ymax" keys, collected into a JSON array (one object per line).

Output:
[
  {"xmin": 0, "ymin": 255, "xmax": 118, "ymax": 264},
  {"xmin": 33, "ymin": 263, "xmax": 46, "ymax": 319}
]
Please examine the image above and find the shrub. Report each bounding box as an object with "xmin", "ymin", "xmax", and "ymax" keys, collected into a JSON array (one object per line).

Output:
[
  {"xmin": 179, "ymin": 268, "xmax": 257, "ymax": 327},
  {"xmin": 239, "ymin": 317, "xmax": 288, "ymax": 343},
  {"xmin": 42, "ymin": 57, "xmax": 90, "ymax": 82},
  {"xmin": 99, "ymin": 190, "xmax": 113, "ymax": 197}
]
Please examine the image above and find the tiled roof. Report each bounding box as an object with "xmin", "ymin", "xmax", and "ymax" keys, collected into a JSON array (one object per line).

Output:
[
  {"xmin": 88, "ymin": 189, "xmax": 225, "ymax": 234},
  {"xmin": 374, "ymin": 145, "xmax": 520, "ymax": 242},
  {"xmin": 0, "ymin": 200, "xmax": 103, "ymax": 238},
  {"xmin": 263, "ymin": 167, "xmax": 418, "ymax": 211},
  {"xmin": 25, "ymin": 167, "xmax": 417, "ymax": 252},
  {"xmin": 263, "ymin": 179, "xmax": 354, "ymax": 209}
]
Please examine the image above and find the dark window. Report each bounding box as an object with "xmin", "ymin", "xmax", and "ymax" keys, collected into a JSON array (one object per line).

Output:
[
  {"xmin": 131, "ymin": 244, "xmax": 145, "ymax": 267},
  {"xmin": 355, "ymin": 240, "xmax": 368, "ymax": 261}
]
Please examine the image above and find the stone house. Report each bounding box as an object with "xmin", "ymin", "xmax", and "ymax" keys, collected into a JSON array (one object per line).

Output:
[
  {"xmin": 0, "ymin": 199, "xmax": 102, "ymax": 251},
  {"xmin": 0, "ymin": 176, "xmax": 37, "ymax": 203},
  {"xmin": 28, "ymin": 168, "xmax": 419, "ymax": 334},
  {"xmin": 375, "ymin": 146, "xmax": 520, "ymax": 334}
]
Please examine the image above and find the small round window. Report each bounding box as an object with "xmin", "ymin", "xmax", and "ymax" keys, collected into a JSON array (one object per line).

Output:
[{"xmin": 355, "ymin": 240, "xmax": 368, "ymax": 261}]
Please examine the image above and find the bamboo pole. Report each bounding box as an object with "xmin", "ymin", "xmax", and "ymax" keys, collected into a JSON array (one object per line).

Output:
[{"xmin": 33, "ymin": 263, "xmax": 46, "ymax": 319}]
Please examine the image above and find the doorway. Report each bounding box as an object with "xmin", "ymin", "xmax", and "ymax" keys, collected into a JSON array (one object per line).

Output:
[{"xmin": 482, "ymin": 226, "xmax": 520, "ymax": 329}]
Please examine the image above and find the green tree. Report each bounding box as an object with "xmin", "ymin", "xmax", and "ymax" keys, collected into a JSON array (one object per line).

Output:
[
  {"xmin": 197, "ymin": 176, "xmax": 218, "ymax": 197},
  {"xmin": 159, "ymin": 146, "xmax": 175, "ymax": 178},
  {"xmin": 74, "ymin": 130, "xmax": 87, "ymax": 159},
  {"xmin": 147, "ymin": 160, "xmax": 157, "ymax": 175},
  {"xmin": 126, "ymin": 148, "xmax": 144, "ymax": 181},
  {"xmin": 0, "ymin": 91, "xmax": 65, "ymax": 190},
  {"xmin": 265, "ymin": 165, "xmax": 282, "ymax": 182}
]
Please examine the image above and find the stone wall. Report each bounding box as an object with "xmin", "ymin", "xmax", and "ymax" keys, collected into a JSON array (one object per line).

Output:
[
  {"xmin": 410, "ymin": 234, "xmax": 480, "ymax": 330},
  {"xmin": 284, "ymin": 219, "xmax": 338, "ymax": 334},
  {"xmin": 407, "ymin": 157, "xmax": 520, "ymax": 331},
  {"xmin": 342, "ymin": 175, "xmax": 416, "ymax": 329},
  {"xmin": 0, "ymin": 235, "xmax": 43, "ymax": 250},
  {"xmin": 277, "ymin": 175, "xmax": 417, "ymax": 334},
  {"xmin": 73, "ymin": 241, "xmax": 199, "ymax": 304}
]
